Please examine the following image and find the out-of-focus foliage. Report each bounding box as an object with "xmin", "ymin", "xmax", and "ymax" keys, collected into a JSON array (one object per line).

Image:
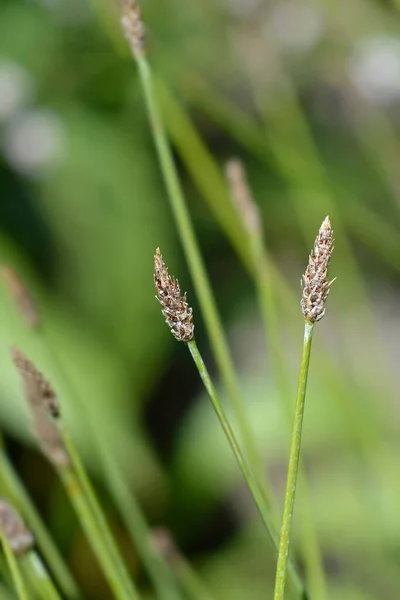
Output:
[{"xmin": 1, "ymin": 0, "xmax": 400, "ymax": 598}]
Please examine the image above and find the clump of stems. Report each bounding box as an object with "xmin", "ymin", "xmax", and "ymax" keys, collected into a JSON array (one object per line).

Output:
[
  {"xmin": 12, "ymin": 348, "xmax": 140, "ymax": 600},
  {"xmin": 273, "ymin": 217, "xmax": 335, "ymax": 600}
]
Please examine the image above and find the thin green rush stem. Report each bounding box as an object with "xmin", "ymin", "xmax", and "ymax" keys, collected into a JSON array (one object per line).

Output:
[
  {"xmin": 247, "ymin": 234, "xmax": 326, "ymax": 600},
  {"xmin": 59, "ymin": 430, "xmax": 140, "ymax": 600},
  {"xmin": 273, "ymin": 322, "xmax": 314, "ymax": 600},
  {"xmin": 42, "ymin": 333, "xmax": 182, "ymax": 600},
  {"xmin": 22, "ymin": 551, "xmax": 62, "ymax": 600},
  {"xmin": 0, "ymin": 448, "xmax": 80, "ymax": 599},
  {"xmin": 0, "ymin": 534, "xmax": 30, "ymax": 600},
  {"xmin": 58, "ymin": 464, "xmax": 139, "ymax": 600},
  {"xmin": 187, "ymin": 339, "xmax": 305, "ymax": 599},
  {"xmin": 135, "ymin": 54, "xmax": 274, "ymax": 516},
  {"xmin": 100, "ymin": 449, "xmax": 182, "ymax": 600},
  {"xmin": 173, "ymin": 559, "xmax": 215, "ymax": 600}
]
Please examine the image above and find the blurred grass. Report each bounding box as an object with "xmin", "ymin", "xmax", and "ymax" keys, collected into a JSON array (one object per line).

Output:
[{"xmin": 0, "ymin": 0, "xmax": 400, "ymax": 598}]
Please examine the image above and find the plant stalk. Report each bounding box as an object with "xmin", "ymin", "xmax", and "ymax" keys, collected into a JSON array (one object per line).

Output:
[
  {"xmin": 58, "ymin": 463, "xmax": 139, "ymax": 600},
  {"xmin": 22, "ymin": 551, "xmax": 62, "ymax": 600},
  {"xmin": 187, "ymin": 339, "xmax": 305, "ymax": 599},
  {"xmin": 1, "ymin": 534, "xmax": 30, "ymax": 600},
  {"xmin": 0, "ymin": 448, "xmax": 80, "ymax": 599},
  {"xmin": 273, "ymin": 322, "xmax": 314, "ymax": 600}
]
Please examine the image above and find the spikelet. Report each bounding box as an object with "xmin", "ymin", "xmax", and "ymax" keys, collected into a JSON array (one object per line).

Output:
[
  {"xmin": 1, "ymin": 267, "xmax": 41, "ymax": 330},
  {"xmin": 225, "ymin": 158, "xmax": 261, "ymax": 235},
  {"xmin": 154, "ymin": 249, "xmax": 194, "ymax": 342},
  {"xmin": 12, "ymin": 348, "xmax": 70, "ymax": 468},
  {"xmin": 121, "ymin": 0, "xmax": 145, "ymax": 59},
  {"xmin": 0, "ymin": 497, "xmax": 34, "ymax": 555},
  {"xmin": 301, "ymin": 216, "xmax": 335, "ymax": 323},
  {"xmin": 11, "ymin": 348, "xmax": 59, "ymax": 417}
]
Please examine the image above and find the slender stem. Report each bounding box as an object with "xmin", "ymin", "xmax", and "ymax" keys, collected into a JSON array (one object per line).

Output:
[
  {"xmin": 58, "ymin": 464, "xmax": 139, "ymax": 600},
  {"xmin": 43, "ymin": 333, "xmax": 181, "ymax": 600},
  {"xmin": 135, "ymin": 53, "xmax": 275, "ymax": 524},
  {"xmin": 22, "ymin": 551, "xmax": 62, "ymax": 600},
  {"xmin": 187, "ymin": 339, "xmax": 305, "ymax": 599},
  {"xmin": 0, "ymin": 535, "xmax": 30, "ymax": 600},
  {"xmin": 173, "ymin": 558, "xmax": 215, "ymax": 600},
  {"xmin": 248, "ymin": 234, "xmax": 326, "ymax": 599},
  {"xmin": 0, "ymin": 449, "xmax": 81, "ymax": 599},
  {"xmin": 60, "ymin": 429, "xmax": 138, "ymax": 600},
  {"xmin": 273, "ymin": 322, "xmax": 314, "ymax": 600},
  {"xmin": 100, "ymin": 449, "xmax": 181, "ymax": 600}
]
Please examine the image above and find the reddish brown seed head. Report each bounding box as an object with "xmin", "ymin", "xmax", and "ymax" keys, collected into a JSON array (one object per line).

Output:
[
  {"xmin": 154, "ymin": 249, "xmax": 194, "ymax": 342},
  {"xmin": 301, "ymin": 216, "xmax": 335, "ymax": 323}
]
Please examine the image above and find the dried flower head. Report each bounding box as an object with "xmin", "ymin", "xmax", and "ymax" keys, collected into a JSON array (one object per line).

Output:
[
  {"xmin": 121, "ymin": 0, "xmax": 145, "ymax": 59},
  {"xmin": 154, "ymin": 248, "xmax": 194, "ymax": 342},
  {"xmin": 1, "ymin": 266, "xmax": 41, "ymax": 330},
  {"xmin": 0, "ymin": 498, "xmax": 34, "ymax": 555},
  {"xmin": 12, "ymin": 348, "xmax": 59, "ymax": 417},
  {"xmin": 301, "ymin": 216, "xmax": 335, "ymax": 323},
  {"xmin": 11, "ymin": 348, "xmax": 70, "ymax": 468},
  {"xmin": 225, "ymin": 158, "xmax": 261, "ymax": 235}
]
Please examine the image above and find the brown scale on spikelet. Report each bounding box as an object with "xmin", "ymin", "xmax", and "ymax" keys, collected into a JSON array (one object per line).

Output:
[
  {"xmin": 121, "ymin": 0, "xmax": 145, "ymax": 59},
  {"xmin": 0, "ymin": 497, "xmax": 34, "ymax": 555},
  {"xmin": 154, "ymin": 249, "xmax": 194, "ymax": 342},
  {"xmin": 1, "ymin": 267, "xmax": 41, "ymax": 330},
  {"xmin": 225, "ymin": 158, "xmax": 261, "ymax": 235},
  {"xmin": 301, "ymin": 216, "xmax": 335, "ymax": 323},
  {"xmin": 11, "ymin": 348, "xmax": 70, "ymax": 468}
]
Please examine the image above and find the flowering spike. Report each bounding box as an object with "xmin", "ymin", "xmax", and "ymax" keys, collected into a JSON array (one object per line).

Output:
[
  {"xmin": 1, "ymin": 267, "xmax": 41, "ymax": 330},
  {"xmin": 154, "ymin": 249, "xmax": 194, "ymax": 342},
  {"xmin": 301, "ymin": 216, "xmax": 335, "ymax": 323},
  {"xmin": 121, "ymin": 0, "xmax": 145, "ymax": 59},
  {"xmin": 225, "ymin": 158, "xmax": 261, "ymax": 235},
  {"xmin": 11, "ymin": 348, "xmax": 70, "ymax": 468},
  {"xmin": 0, "ymin": 498, "xmax": 34, "ymax": 555}
]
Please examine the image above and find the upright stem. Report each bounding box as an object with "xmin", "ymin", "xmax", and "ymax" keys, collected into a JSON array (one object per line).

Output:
[
  {"xmin": 274, "ymin": 322, "xmax": 314, "ymax": 600},
  {"xmin": 23, "ymin": 551, "xmax": 62, "ymax": 600},
  {"xmin": 60, "ymin": 429, "xmax": 138, "ymax": 600},
  {"xmin": 1, "ymin": 535, "xmax": 30, "ymax": 600},
  {"xmin": 187, "ymin": 339, "xmax": 305, "ymax": 599},
  {"xmin": 135, "ymin": 54, "xmax": 272, "ymax": 511},
  {"xmin": 0, "ymin": 449, "xmax": 80, "ymax": 599},
  {"xmin": 44, "ymin": 333, "xmax": 181, "ymax": 600},
  {"xmin": 58, "ymin": 464, "xmax": 139, "ymax": 600}
]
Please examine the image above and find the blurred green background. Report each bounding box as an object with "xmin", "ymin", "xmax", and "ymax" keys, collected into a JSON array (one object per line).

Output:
[{"xmin": 1, "ymin": 0, "xmax": 400, "ymax": 598}]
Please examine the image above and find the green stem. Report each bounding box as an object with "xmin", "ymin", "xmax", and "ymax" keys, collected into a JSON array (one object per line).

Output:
[
  {"xmin": 100, "ymin": 449, "xmax": 181, "ymax": 600},
  {"xmin": 187, "ymin": 339, "xmax": 305, "ymax": 599},
  {"xmin": 135, "ymin": 53, "xmax": 274, "ymax": 524},
  {"xmin": 173, "ymin": 558, "xmax": 215, "ymax": 600},
  {"xmin": 0, "ymin": 535, "xmax": 30, "ymax": 600},
  {"xmin": 22, "ymin": 551, "xmax": 62, "ymax": 600},
  {"xmin": 58, "ymin": 464, "xmax": 139, "ymax": 600},
  {"xmin": 248, "ymin": 234, "xmax": 326, "ymax": 599},
  {"xmin": 273, "ymin": 322, "xmax": 314, "ymax": 600},
  {"xmin": 43, "ymin": 333, "xmax": 181, "ymax": 600},
  {"xmin": 0, "ymin": 449, "xmax": 80, "ymax": 599}
]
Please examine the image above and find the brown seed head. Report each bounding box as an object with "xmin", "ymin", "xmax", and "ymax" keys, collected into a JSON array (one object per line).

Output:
[
  {"xmin": 12, "ymin": 348, "xmax": 59, "ymax": 417},
  {"xmin": 1, "ymin": 267, "xmax": 41, "ymax": 330},
  {"xmin": 0, "ymin": 498, "xmax": 34, "ymax": 555},
  {"xmin": 11, "ymin": 348, "xmax": 70, "ymax": 468},
  {"xmin": 301, "ymin": 216, "xmax": 335, "ymax": 323},
  {"xmin": 225, "ymin": 158, "xmax": 261, "ymax": 235},
  {"xmin": 121, "ymin": 0, "xmax": 145, "ymax": 59},
  {"xmin": 154, "ymin": 249, "xmax": 194, "ymax": 342}
]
